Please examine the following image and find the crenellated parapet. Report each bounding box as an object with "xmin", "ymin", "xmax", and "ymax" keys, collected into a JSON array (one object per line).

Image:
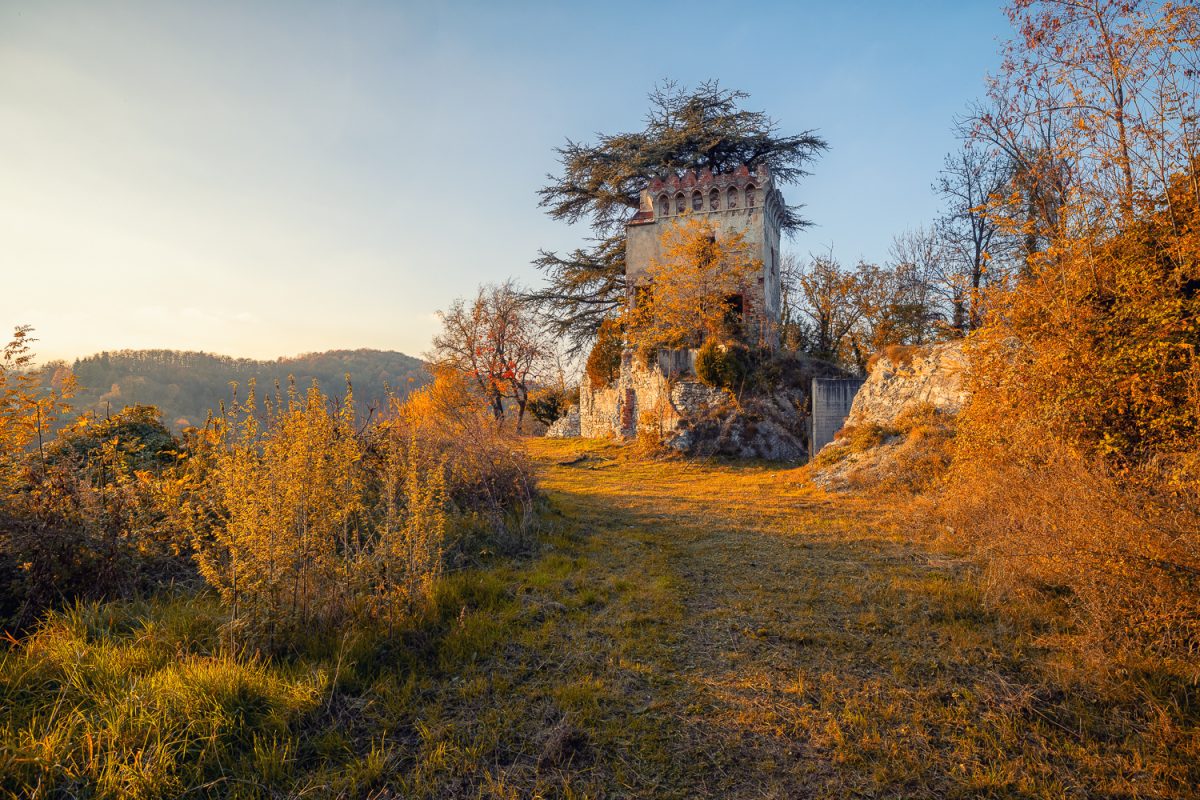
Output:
[{"xmin": 629, "ymin": 164, "xmax": 786, "ymax": 232}]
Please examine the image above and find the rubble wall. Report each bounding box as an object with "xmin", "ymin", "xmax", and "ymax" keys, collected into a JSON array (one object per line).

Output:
[{"xmin": 579, "ymin": 351, "xmax": 727, "ymax": 439}]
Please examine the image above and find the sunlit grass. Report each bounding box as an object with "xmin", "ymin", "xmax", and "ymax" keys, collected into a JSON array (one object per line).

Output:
[{"xmin": 1, "ymin": 437, "xmax": 1195, "ymax": 797}]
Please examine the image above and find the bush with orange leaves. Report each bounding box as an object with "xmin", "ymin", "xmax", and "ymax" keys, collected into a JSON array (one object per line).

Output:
[
  {"xmin": 942, "ymin": 168, "xmax": 1200, "ymax": 664},
  {"xmin": 180, "ymin": 368, "xmax": 535, "ymax": 650},
  {"xmin": 384, "ymin": 367, "xmax": 536, "ymax": 548}
]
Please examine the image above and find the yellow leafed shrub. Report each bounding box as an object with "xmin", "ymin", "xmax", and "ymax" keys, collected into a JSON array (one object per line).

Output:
[
  {"xmin": 388, "ymin": 367, "xmax": 536, "ymax": 544},
  {"xmin": 942, "ymin": 168, "xmax": 1200, "ymax": 665},
  {"xmin": 181, "ymin": 376, "xmax": 492, "ymax": 649}
]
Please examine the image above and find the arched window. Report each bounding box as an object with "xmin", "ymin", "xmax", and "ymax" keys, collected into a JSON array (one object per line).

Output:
[
  {"xmin": 727, "ymin": 187, "xmax": 739, "ymax": 209},
  {"xmin": 675, "ymin": 193, "xmax": 686, "ymax": 214},
  {"xmin": 658, "ymin": 194, "xmax": 669, "ymax": 216},
  {"xmin": 709, "ymin": 188, "xmax": 720, "ymax": 210},
  {"xmin": 691, "ymin": 191, "xmax": 703, "ymax": 211},
  {"xmin": 745, "ymin": 184, "xmax": 757, "ymax": 208}
]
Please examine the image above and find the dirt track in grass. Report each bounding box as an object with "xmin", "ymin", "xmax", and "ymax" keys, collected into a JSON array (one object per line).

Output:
[
  {"xmin": 388, "ymin": 437, "xmax": 1195, "ymax": 798},
  {"xmin": 461, "ymin": 436, "xmax": 1186, "ymax": 800}
]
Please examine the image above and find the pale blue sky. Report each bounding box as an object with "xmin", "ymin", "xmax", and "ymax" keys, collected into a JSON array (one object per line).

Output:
[{"xmin": 1, "ymin": 1, "xmax": 1009, "ymax": 361}]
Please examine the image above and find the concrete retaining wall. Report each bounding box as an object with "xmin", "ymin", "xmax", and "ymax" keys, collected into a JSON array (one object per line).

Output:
[{"xmin": 809, "ymin": 378, "xmax": 865, "ymax": 460}]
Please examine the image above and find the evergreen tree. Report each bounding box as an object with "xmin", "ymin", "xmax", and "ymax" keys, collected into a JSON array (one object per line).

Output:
[{"xmin": 531, "ymin": 81, "xmax": 827, "ymax": 350}]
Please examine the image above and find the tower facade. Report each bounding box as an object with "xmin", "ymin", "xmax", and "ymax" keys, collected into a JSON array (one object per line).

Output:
[{"xmin": 625, "ymin": 164, "xmax": 784, "ymax": 348}]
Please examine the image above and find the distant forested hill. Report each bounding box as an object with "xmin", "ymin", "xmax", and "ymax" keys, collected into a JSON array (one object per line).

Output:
[{"xmin": 66, "ymin": 349, "xmax": 428, "ymax": 429}]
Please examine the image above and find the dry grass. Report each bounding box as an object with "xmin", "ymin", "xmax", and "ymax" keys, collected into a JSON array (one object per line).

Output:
[
  {"xmin": 3, "ymin": 438, "xmax": 1196, "ymax": 797},
  {"xmin": 937, "ymin": 445, "xmax": 1200, "ymax": 677},
  {"xmin": 811, "ymin": 403, "xmax": 957, "ymax": 494},
  {"xmin": 511, "ymin": 438, "xmax": 1197, "ymax": 797},
  {"xmin": 865, "ymin": 343, "xmax": 925, "ymax": 373}
]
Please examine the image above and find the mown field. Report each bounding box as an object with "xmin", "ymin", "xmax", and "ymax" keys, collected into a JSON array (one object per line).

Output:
[{"xmin": 2, "ymin": 438, "xmax": 1195, "ymax": 798}]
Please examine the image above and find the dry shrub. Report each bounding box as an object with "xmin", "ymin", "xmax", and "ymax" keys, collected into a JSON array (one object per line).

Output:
[
  {"xmin": 631, "ymin": 397, "xmax": 684, "ymax": 460},
  {"xmin": 865, "ymin": 343, "xmax": 924, "ymax": 373},
  {"xmin": 185, "ymin": 382, "xmax": 363, "ymax": 647},
  {"xmin": 880, "ymin": 405, "xmax": 956, "ymax": 490},
  {"xmin": 1, "ymin": 437, "xmax": 188, "ymax": 629},
  {"xmin": 844, "ymin": 405, "xmax": 955, "ymax": 493},
  {"xmin": 939, "ymin": 444, "xmax": 1200, "ymax": 669},
  {"xmin": 813, "ymin": 403, "xmax": 956, "ymax": 493},
  {"xmin": 389, "ymin": 367, "xmax": 536, "ymax": 547},
  {"xmin": 1, "ymin": 330, "xmax": 190, "ymax": 628},
  {"xmin": 835, "ymin": 422, "xmax": 895, "ymax": 452},
  {"xmin": 368, "ymin": 431, "xmax": 448, "ymax": 629},
  {"xmin": 181, "ymin": 379, "xmax": 455, "ymax": 650},
  {"xmin": 936, "ymin": 168, "xmax": 1200, "ymax": 670}
]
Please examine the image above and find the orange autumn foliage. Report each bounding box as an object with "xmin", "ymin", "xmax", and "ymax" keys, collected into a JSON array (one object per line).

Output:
[
  {"xmin": 942, "ymin": 166, "xmax": 1200, "ymax": 662},
  {"xmin": 625, "ymin": 216, "xmax": 762, "ymax": 350},
  {"xmin": 959, "ymin": 168, "xmax": 1200, "ymax": 481}
]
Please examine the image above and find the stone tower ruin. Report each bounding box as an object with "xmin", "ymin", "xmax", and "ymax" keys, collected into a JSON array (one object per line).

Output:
[
  {"xmin": 578, "ymin": 164, "xmax": 788, "ymax": 440},
  {"xmin": 626, "ymin": 164, "xmax": 785, "ymax": 348}
]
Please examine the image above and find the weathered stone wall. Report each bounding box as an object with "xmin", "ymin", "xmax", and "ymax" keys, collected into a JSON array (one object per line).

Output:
[
  {"xmin": 579, "ymin": 375, "xmax": 621, "ymax": 438},
  {"xmin": 575, "ymin": 348, "xmax": 835, "ymax": 462},
  {"xmin": 844, "ymin": 342, "xmax": 968, "ymax": 428},
  {"xmin": 625, "ymin": 166, "xmax": 784, "ymax": 348},
  {"xmin": 545, "ymin": 406, "xmax": 581, "ymax": 438},
  {"xmin": 579, "ymin": 350, "xmax": 728, "ymax": 440}
]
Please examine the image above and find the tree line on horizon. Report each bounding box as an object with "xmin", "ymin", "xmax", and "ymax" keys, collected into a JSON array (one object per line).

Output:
[{"xmin": 36, "ymin": 347, "xmax": 428, "ymax": 431}]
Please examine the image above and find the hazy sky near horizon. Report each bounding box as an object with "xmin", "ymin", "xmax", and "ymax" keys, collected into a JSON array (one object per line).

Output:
[{"xmin": 2, "ymin": 1, "xmax": 1010, "ymax": 362}]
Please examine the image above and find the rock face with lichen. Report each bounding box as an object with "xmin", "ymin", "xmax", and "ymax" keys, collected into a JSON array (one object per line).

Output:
[
  {"xmin": 809, "ymin": 341, "xmax": 968, "ymax": 491},
  {"xmin": 843, "ymin": 342, "xmax": 968, "ymax": 428},
  {"xmin": 665, "ymin": 386, "xmax": 809, "ymax": 461}
]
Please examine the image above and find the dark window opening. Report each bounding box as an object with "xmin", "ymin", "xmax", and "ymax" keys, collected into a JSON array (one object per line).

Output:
[{"xmin": 724, "ymin": 293, "xmax": 745, "ymax": 323}]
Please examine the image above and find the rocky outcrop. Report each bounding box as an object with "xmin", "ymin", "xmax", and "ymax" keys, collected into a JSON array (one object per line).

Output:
[
  {"xmin": 808, "ymin": 340, "xmax": 968, "ymax": 491},
  {"xmin": 668, "ymin": 386, "xmax": 808, "ymax": 461},
  {"xmin": 845, "ymin": 342, "xmax": 968, "ymax": 428},
  {"xmin": 545, "ymin": 406, "xmax": 581, "ymax": 438},
  {"xmin": 578, "ymin": 348, "xmax": 847, "ymax": 462}
]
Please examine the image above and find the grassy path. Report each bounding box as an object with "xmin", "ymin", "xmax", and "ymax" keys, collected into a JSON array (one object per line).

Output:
[
  {"xmin": 400, "ymin": 438, "xmax": 1182, "ymax": 798},
  {"xmin": 3, "ymin": 438, "xmax": 1189, "ymax": 798}
]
